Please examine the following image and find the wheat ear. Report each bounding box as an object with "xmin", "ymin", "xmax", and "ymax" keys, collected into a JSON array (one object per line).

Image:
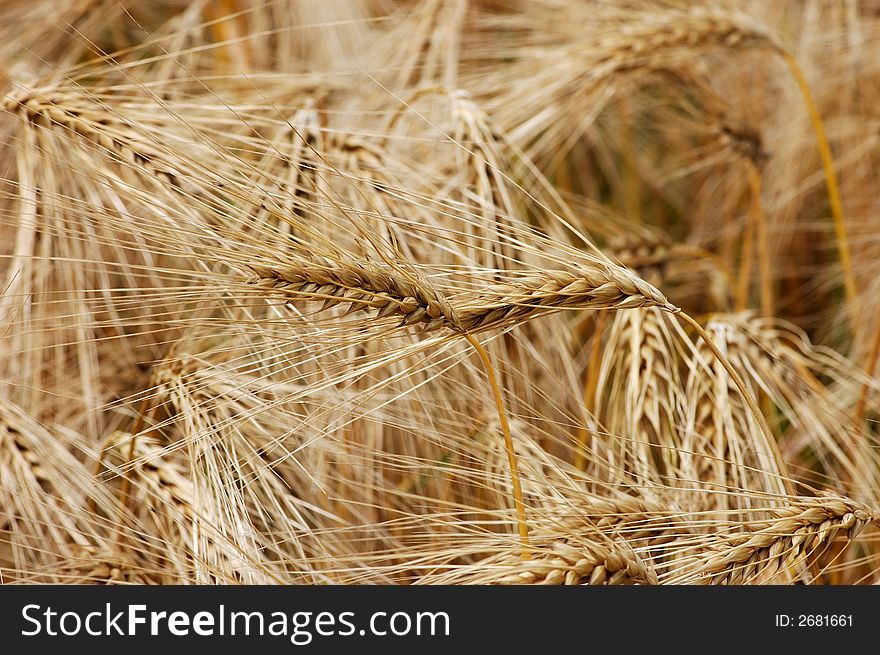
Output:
[
  {"xmin": 497, "ymin": 540, "xmax": 657, "ymax": 586},
  {"xmin": 3, "ymin": 84, "xmax": 184, "ymax": 185},
  {"xmin": 681, "ymin": 496, "xmax": 879, "ymax": 584},
  {"xmin": 677, "ymin": 311, "xmax": 790, "ymax": 492},
  {"xmin": 248, "ymin": 261, "xmax": 678, "ymax": 334}
]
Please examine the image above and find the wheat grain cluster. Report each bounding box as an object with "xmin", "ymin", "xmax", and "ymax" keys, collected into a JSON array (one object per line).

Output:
[{"xmin": 2, "ymin": 0, "xmax": 880, "ymax": 585}]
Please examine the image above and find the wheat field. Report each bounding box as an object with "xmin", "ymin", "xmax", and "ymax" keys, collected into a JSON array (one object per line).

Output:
[{"xmin": 1, "ymin": 0, "xmax": 880, "ymax": 586}]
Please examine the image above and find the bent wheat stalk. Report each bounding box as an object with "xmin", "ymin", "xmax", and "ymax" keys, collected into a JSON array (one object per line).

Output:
[
  {"xmin": 781, "ymin": 52, "xmax": 857, "ymax": 320},
  {"xmin": 463, "ymin": 332, "xmax": 530, "ymax": 559}
]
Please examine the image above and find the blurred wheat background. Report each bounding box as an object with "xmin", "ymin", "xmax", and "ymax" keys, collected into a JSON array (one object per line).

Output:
[{"xmin": 2, "ymin": 0, "xmax": 880, "ymax": 585}]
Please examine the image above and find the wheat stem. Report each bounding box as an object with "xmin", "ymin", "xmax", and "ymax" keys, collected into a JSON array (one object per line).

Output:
[
  {"xmin": 576, "ymin": 309, "xmax": 607, "ymax": 471},
  {"xmin": 464, "ymin": 332, "xmax": 530, "ymax": 559},
  {"xmin": 87, "ymin": 396, "xmax": 150, "ymax": 515},
  {"xmin": 783, "ymin": 51, "xmax": 856, "ymax": 331},
  {"xmin": 856, "ymin": 326, "xmax": 880, "ymax": 424},
  {"xmin": 735, "ymin": 189, "xmax": 756, "ymax": 312},
  {"xmin": 747, "ymin": 164, "xmax": 773, "ymax": 317}
]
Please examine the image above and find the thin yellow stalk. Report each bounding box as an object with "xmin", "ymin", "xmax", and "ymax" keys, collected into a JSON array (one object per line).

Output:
[
  {"xmin": 856, "ymin": 326, "xmax": 880, "ymax": 424},
  {"xmin": 747, "ymin": 164, "xmax": 773, "ymax": 317},
  {"xmin": 735, "ymin": 190, "xmax": 756, "ymax": 312},
  {"xmin": 463, "ymin": 332, "xmax": 530, "ymax": 559},
  {"xmin": 207, "ymin": 0, "xmax": 250, "ymax": 71},
  {"xmin": 783, "ymin": 52, "xmax": 857, "ymax": 328},
  {"xmin": 618, "ymin": 97, "xmax": 640, "ymax": 222},
  {"xmin": 87, "ymin": 396, "xmax": 150, "ymax": 515},
  {"xmin": 576, "ymin": 310, "xmax": 607, "ymax": 471}
]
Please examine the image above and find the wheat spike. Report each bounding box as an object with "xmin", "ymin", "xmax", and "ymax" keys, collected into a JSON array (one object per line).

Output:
[
  {"xmin": 496, "ymin": 540, "xmax": 657, "ymax": 586},
  {"xmin": 248, "ymin": 258, "xmax": 678, "ymax": 335},
  {"xmin": 677, "ymin": 496, "xmax": 879, "ymax": 585}
]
